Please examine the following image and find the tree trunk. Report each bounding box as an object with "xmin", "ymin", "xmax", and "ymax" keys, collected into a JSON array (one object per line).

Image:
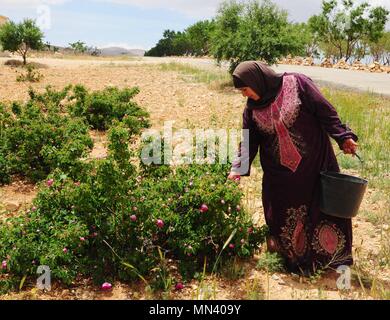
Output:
[{"xmin": 22, "ymin": 53, "xmax": 27, "ymax": 65}]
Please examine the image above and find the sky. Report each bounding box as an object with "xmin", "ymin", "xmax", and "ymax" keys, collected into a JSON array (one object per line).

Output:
[{"xmin": 0, "ymin": 0, "xmax": 389, "ymax": 50}]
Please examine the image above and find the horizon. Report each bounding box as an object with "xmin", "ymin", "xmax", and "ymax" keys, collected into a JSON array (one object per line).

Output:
[{"xmin": 0, "ymin": 0, "xmax": 389, "ymax": 51}]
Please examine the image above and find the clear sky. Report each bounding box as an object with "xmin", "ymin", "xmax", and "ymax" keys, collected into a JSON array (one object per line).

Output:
[{"xmin": 1, "ymin": 0, "xmax": 389, "ymax": 50}]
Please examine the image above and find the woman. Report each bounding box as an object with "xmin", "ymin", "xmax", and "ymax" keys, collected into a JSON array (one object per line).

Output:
[{"xmin": 229, "ymin": 61, "xmax": 358, "ymax": 275}]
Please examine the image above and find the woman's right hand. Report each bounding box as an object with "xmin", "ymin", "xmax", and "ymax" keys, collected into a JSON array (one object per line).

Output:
[{"xmin": 228, "ymin": 173, "xmax": 241, "ymax": 183}]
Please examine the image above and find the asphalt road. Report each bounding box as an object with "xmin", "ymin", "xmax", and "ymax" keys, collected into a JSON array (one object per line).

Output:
[{"xmin": 164, "ymin": 57, "xmax": 390, "ymax": 97}]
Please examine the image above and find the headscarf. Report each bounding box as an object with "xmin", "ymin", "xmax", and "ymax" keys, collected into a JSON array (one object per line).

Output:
[{"xmin": 233, "ymin": 61, "xmax": 284, "ymax": 110}]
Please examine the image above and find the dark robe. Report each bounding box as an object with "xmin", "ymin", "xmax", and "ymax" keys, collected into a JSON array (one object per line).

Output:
[{"xmin": 232, "ymin": 72, "xmax": 358, "ymax": 274}]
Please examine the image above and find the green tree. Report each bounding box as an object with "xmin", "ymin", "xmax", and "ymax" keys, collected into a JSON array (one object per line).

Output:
[
  {"xmin": 308, "ymin": 0, "xmax": 389, "ymax": 62},
  {"xmin": 0, "ymin": 19, "xmax": 44, "ymax": 65},
  {"xmin": 145, "ymin": 30, "xmax": 178, "ymax": 56},
  {"xmin": 368, "ymin": 31, "xmax": 390, "ymax": 65},
  {"xmin": 172, "ymin": 31, "xmax": 191, "ymax": 56},
  {"xmin": 185, "ymin": 20, "xmax": 216, "ymax": 56},
  {"xmin": 69, "ymin": 40, "xmax": 88, "ymax": 54},
  {"xmin": 211, "ymin": 0, "xmax": 304, "ymax": 73},
  {"xmin": 290, "ymin": 22, "xmax": 320, "ymax": 58}
]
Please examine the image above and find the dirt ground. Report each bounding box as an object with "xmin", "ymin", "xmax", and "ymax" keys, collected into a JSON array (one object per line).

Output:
[{"xmin": 0, "ymin": 57, "xmax": 389, "ymax": 300}]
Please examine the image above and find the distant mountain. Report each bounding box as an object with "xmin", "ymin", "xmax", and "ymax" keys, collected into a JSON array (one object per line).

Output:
[{"xmin": 99, "ymin": 47, "xmax": 145, "ymax": 57}]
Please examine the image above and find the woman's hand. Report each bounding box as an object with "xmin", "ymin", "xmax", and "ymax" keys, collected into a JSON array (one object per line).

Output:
[
  {"xmin": 228, "ymin": 173, "xmax": 241, "ymax": 183},
  {"xmin": 343, "ymin": 138, "xmax": 358, "ymax": 155}
]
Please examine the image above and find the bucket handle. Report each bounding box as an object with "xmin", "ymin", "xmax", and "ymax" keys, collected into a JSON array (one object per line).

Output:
[{"xmin": 336, "ymin": 152, "xmax": 365, "ymax": 171}]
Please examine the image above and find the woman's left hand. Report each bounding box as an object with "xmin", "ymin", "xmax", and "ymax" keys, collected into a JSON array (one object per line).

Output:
[{"xmin": 343, "ymin": 138, "xmax": 358, "ymax": 155}]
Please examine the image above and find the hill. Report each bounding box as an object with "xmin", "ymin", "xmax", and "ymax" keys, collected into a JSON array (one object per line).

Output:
[{"xmin": 99, "ymin": 47, "xmax": 145, "ymax": 57}]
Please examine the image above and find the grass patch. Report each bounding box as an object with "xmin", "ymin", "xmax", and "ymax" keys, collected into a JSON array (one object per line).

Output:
[
  {"xmin": 322, "ymin": 88, "xmax": 390, "ymax": 194},
  {"xmin": 256, "ymin": 252, "xmax": 285, "ymax": 273},
  {"xmin": 361, "ymin": 209, "xmax": 385, "ymax": 225},
  {"xmin": 159, "ymin": 62, "xmax": 232, "ymax": 90},
  {"xmin": 245, "ymin": 278, "xmax": 265, "ymax": 300}
]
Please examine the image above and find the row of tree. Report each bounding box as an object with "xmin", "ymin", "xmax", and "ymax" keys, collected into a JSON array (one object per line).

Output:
[
  {"xmin": 0, "ymin": 19, "xmax": 101, "ymax": 65},
  {"xmin": 145, "ymin": 0, "xmax": 390, "ymax": 73}
]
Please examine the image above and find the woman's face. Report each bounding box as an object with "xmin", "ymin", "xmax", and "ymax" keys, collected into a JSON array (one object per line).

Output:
[{"xmin": 238, "ymin": 87, "xmax": 261, "ymax": 101}]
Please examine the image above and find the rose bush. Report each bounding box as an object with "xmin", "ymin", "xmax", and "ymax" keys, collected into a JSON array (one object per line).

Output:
[
  {"xmin": 68, "ymin": 85, "xmax": 150, "ymax": 132},
  {"xmin": 0, "ymin": 85, "xmax": 151, "ymax": 185},
  {"xmin": 0, "ymin": 86, "xmax": 267, "ymax": 293},
  {"xmin": 0, "ymin": 124, "xmax": 267, "ymax": 293},
  {"xmin": 0, "ymin": 89, "xmax": 93, "ymax": 183}
]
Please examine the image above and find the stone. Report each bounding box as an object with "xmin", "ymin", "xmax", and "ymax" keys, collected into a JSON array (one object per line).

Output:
[
  {"xmin": 333, "ymin": 58, "xmax": 350, "ymax": 70},
  {"xmin": 303, "ymin": 57, "xmax": 314, "ymax": 66},
  {"xmin": 5, "ymin": 201, "xmax": 21, "ymax": 212},
  {"xmin": 321, "ymin": 58, "xmax": 333, "ymax": 68},
  {"xmin": 368, "ymin": 61, "xmax": 385, "ymax": 73},
  {"xmin": 272, "ymin": 274, "xmax": 280, "ymax": 281}
]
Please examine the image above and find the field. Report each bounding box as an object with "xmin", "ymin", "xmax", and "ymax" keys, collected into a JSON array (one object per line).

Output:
[{"xmin": 0, "ymin": 57, "xmax": 389, "ymax": 300}]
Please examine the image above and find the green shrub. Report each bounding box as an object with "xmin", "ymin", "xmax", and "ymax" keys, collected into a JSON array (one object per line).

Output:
[
  {"xmin": 16, "ymin": 64, "xmax": 44, "ymax": 83},
  {"xmin": 0, "ymin": 84, "xmax": 152, "ymax": 185},
  {"xmin": 68, "ymin": 85, "xmax": 150, "ymax": 131},
  {"xmin": 0, "ymin": 153, "xmax": 11, "ymax": 184},
  {"xmin": 0, "ymin": 124, "xmax": 267, "ymax": 290},
  {"xmin": 256, "ymin": 252, "xmax": 285, "ymax": 273},
  {"xmin": 1, "ymin": 96, "xmax": 93, "ymax": 183},
  {"xmin": 28, "ymin": 85, "xmax": 72, "ymax": 109}
]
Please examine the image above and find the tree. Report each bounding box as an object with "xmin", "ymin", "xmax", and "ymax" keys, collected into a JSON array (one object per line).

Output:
[
  {"xmin": 185, "ymin": 20, "xmax": 216, "ymax": 56},
  {"xmin": 290, "ymin": 22, "xmax": 320, "ymax": 58},
  {"xmin": 210, "ymin": 0, "xmax": 304, "ymax": 73},
  {"xmin": 369, "ymin": 32, "xmax": 390, "ymax": 65},
  {"xmin": 69, "ymin": 41, "xmax": 88, "ymax": 54},
  {"xmin": 145, "ymin": 30, "xmax": 178, "ymax": 56},
  {"xmin": 308, "ymin": 0, "xmax": 389, "ymax": 62},
  {"xmin": 0, "ymin": 19, "xmax": 44, "ymax": 65},
  {"xmin": 172, "ymin": 31, "xmax": 191, "ymax": 56}
]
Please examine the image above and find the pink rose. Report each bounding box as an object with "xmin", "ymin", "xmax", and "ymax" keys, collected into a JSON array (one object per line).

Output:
[
  {"xmin": 175, "ymin": 283, "xmax": 184, "ymax": 291},
  {"xmin": 47, "ymin": 179, "xmax": 54, "ymax": 187},
  {"xmin": 200, "ymin": 204, "xmax": 209, "ymax": 213},
  {"xmin": 101, "ymin": 282, "xmax": 112, "ymax": 291},
  {"xmin": 156, "ymin": 219, "xmax": 164, "ymax": 229}
]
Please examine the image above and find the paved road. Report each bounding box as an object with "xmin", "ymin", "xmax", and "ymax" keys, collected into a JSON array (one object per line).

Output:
[
  {"xmin": 273, "ymin": 64, "xmax": 390, "ymax": 97},
  {"xmin": 164, "ymin": 57, "xmax": 390, "ymax": 97}
]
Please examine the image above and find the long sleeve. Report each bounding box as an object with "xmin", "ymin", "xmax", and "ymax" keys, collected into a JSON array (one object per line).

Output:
[
  {"xmin": 231, "ymin": 108, "xmax": 261, "ymax": 176},
  {"xmin": 298, "ymin": 75, "xmax": 358, "ymax": 150}
]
